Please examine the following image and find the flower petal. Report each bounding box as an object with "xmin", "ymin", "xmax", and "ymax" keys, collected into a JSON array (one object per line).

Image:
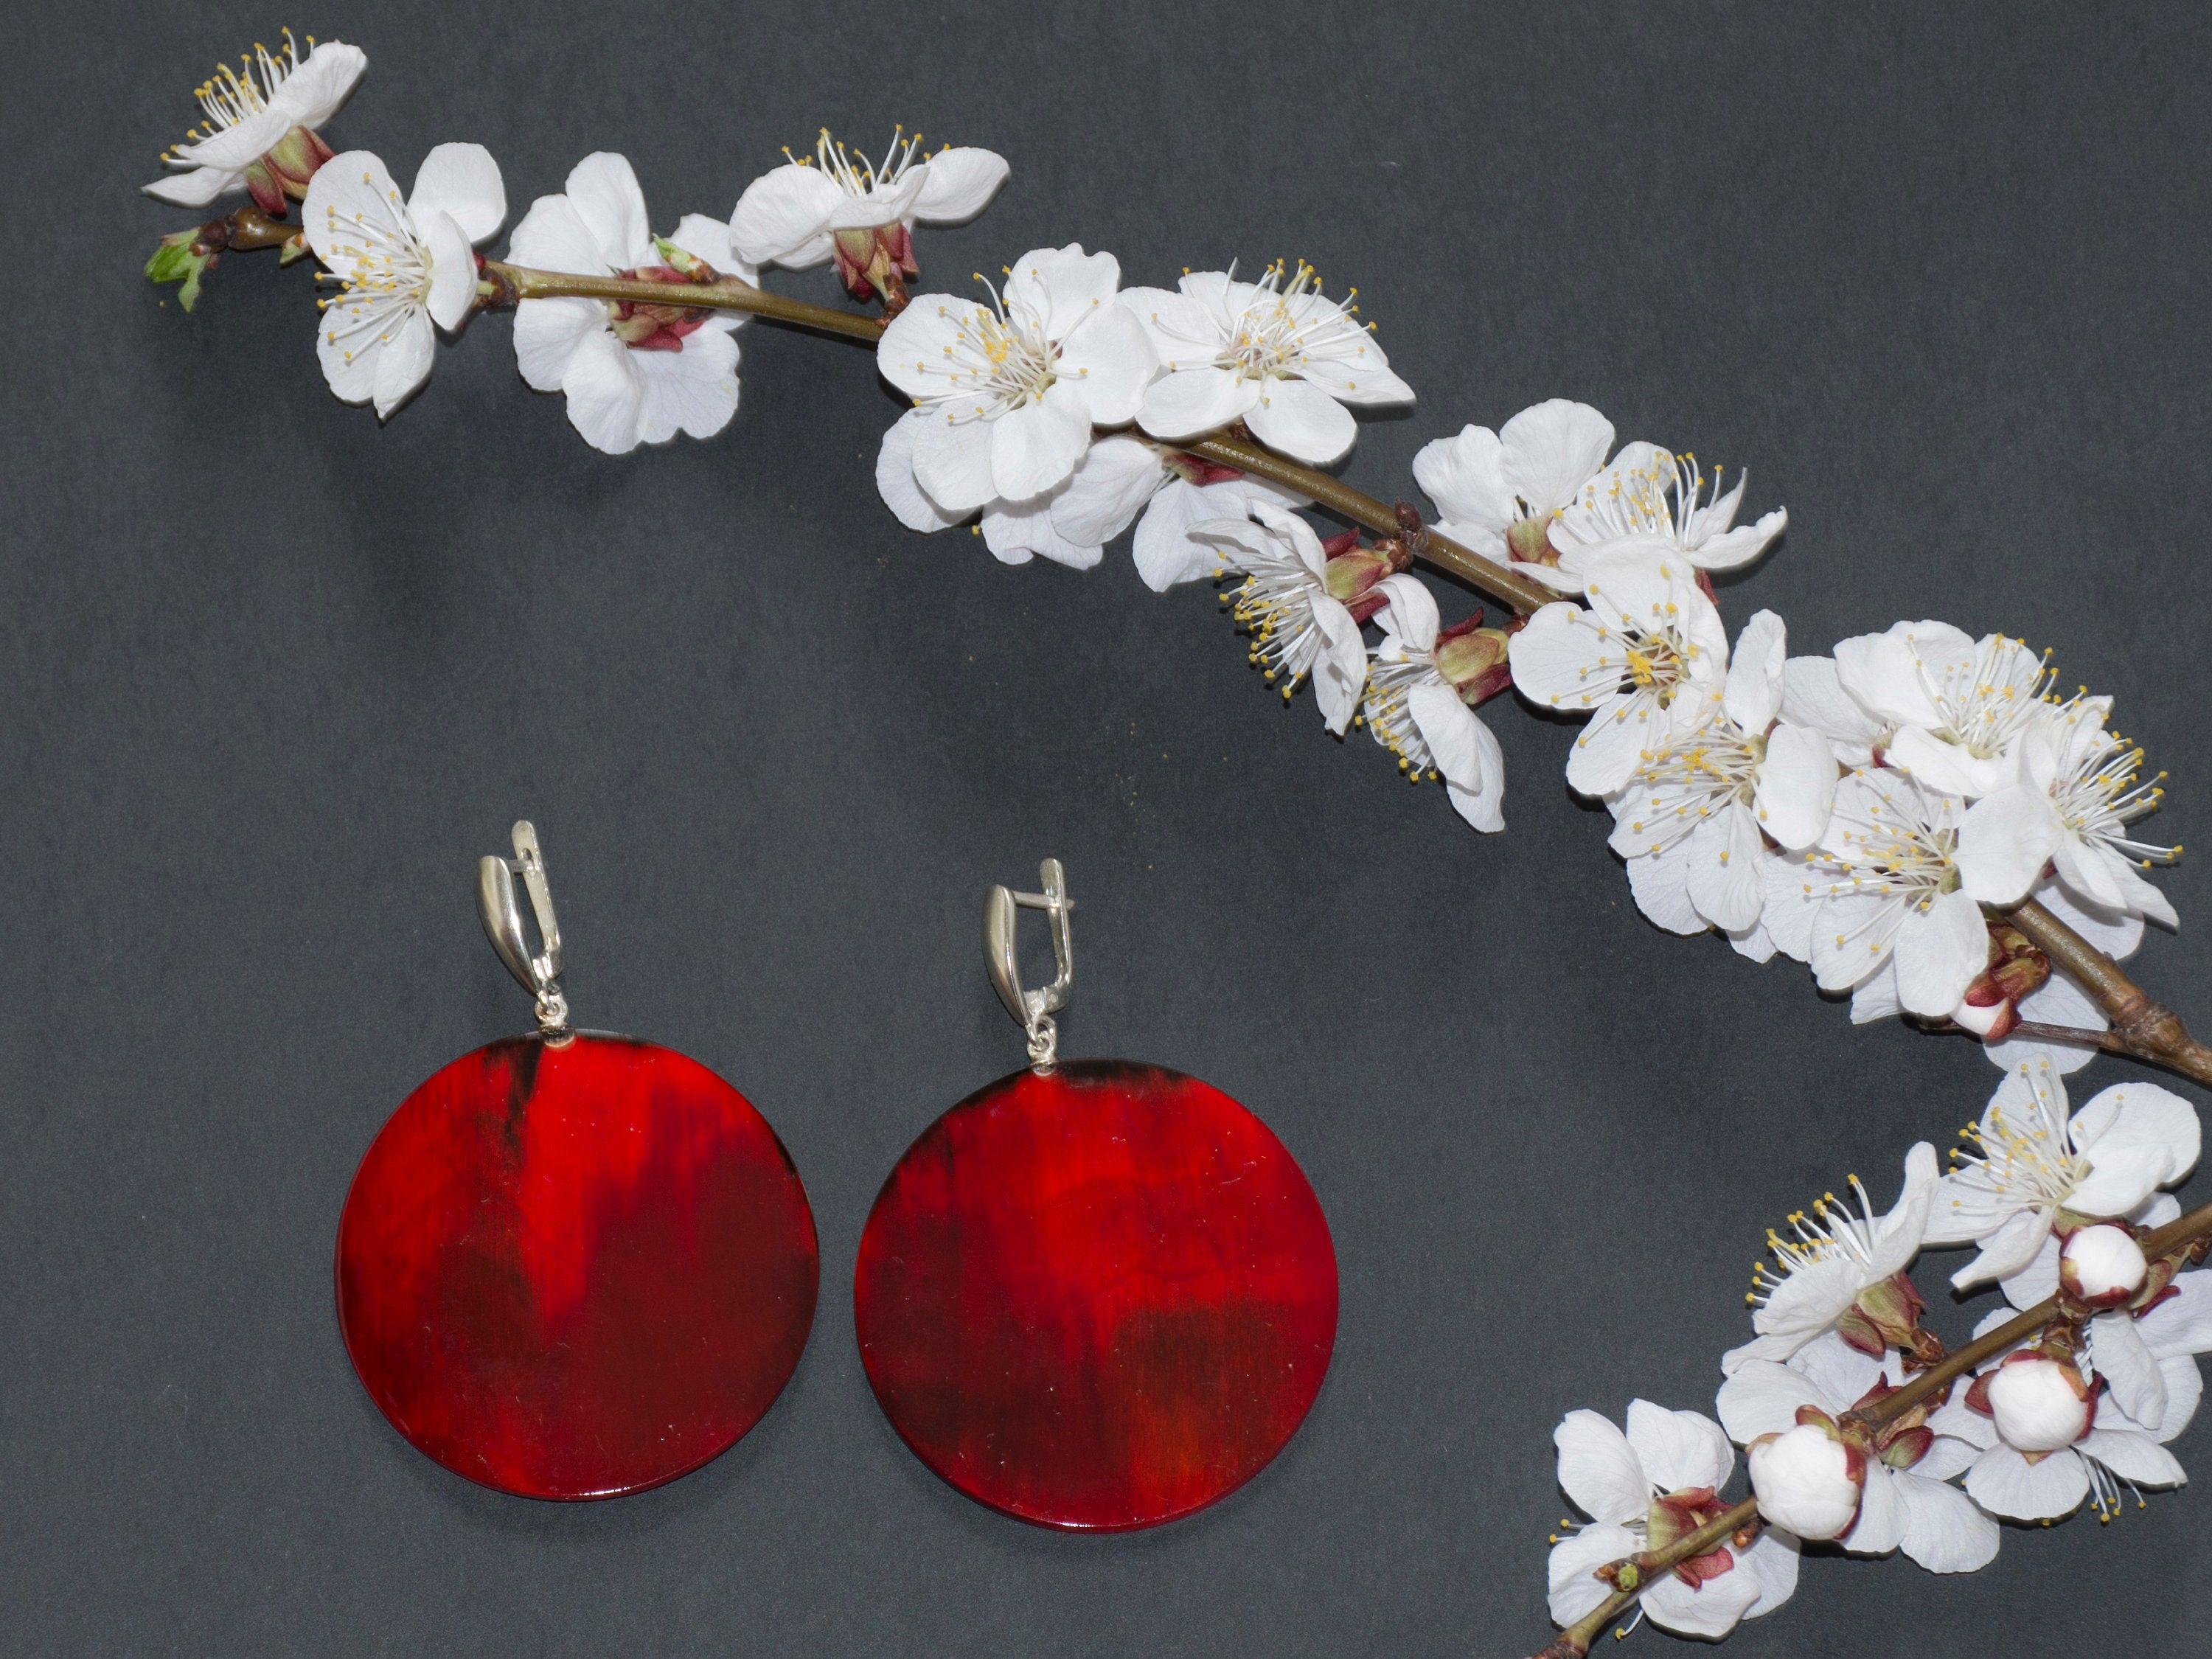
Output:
[
  {"xmin": 1408, "ymin": 681, "xmax": 1503, "ymax": 831},
  {"xmin": 981, "ymin": 495, "xmax": 1102, "ymax": 571},
  {"xmin": 2091, "ymin": 1310, "xmax": 2168, "ymax": 1427},
  {"xmin": 1051, "ymin": 437, "xmax": 1165, "ymax": 550},
  {"xmin": 557, "ymin": 327, "xmax": 645, "ymax": 455},
  {"xmin": 1958, "ymin": 784, "xmax": 2067, "ymax": 905},
  {"xmin": 876, "ymin": 409, "xmax": 967, "ymax": 532},
  {"xmin": 409, "ymin": 142, "xmax": 507, "ymax": 245},
  {"xmin": 1412, "ymin": 424, "xmax": 1514, "ymax": 554},
  {"xmin": 270, "ymin": 39, "xmax": 369, "ymax": 130},
  {"xmin": 1893, "ymin": 1472, "xmax": 2000, "ymax": 1573},
  {"xmin": 1547, "ymin": 1524, "xmax": 1638, "ymax": 1627},
  {"xmin": 369, "ymin": 307, "xmax": 435, "ymax": 420},
  {"xmin": 1245, "ymin": 377, "xmax": 1357, "ymax": 465},
  {"xmin": 1892, "ymin": 887, "xmax": 1989, "ymax": 1016},
  {"xmin": 1780, "ymin": 655, "xmax": 1887, "ymax": 766},
  {"xmin": 1840, "ymin": 1464, "xmax": 1905, "ymax": 1556},
  {"xmin": 512, "ymin": 296, "xmax": 604, "ymax": 394},
  {"xmin": 1554, "ymin": 1410, "xmax": 1647, "ymax": 1526},
  {"xmin": 990, "ymin": 382, "xmax": 1093, "ymax": 502},
  {"xmin": 1715, "ymin": 1363, "xmax": 1833, "ymax": 1438},
  {"xmin": 1686, "ymin": 804, "xmax": 1766, "ymax": 934},
  {"xmin": 2138, "ymin": 1271, "xmax": 2212, "ymax": 1362},
  {"xmin": 1948, "ymin": 1206, "xmax": 2055, "ymax": 1290},
  {"xmin": 1134, "ymin": 481, "xmax": 1248, "ymax": 590},
  {"xmin": 507, "ymin": 192, "xmax": 608, "ymax": 277},
  {"xmin": 911, "ymin": 411, "xmax": 1001, "ymax": 512},
  {"xmin": 1625, "ymin": 1400, "xmax": 1733, "ymax": 1493},
  {"xmin": 631, "ymin": 327, "xmax": 740, "ymax": 444},
  {"xmin": 1641, "ymin": 1561, "xmax": 1759, "ymax": 1640},
  {"xmin": 1054, "ymin": 302, "xmax": 1157, "ymax": 425},
  {"xmin": 1966, "ymin": 1444, "xmax": 2087, "ymax": 1521},
  {"xmin": 1753, "ymin": 722, "xmax": 1838, "ymax": 852},
  {"xmin": 422, "ymin": 210, "xmax": 479, "ymax": 332},
  {"xmin": 562, "ymin": 152, "xmax": 653, "ymax": 270},
  {"xmin": 1004, "ymin": 243, "xmax": 1120, "ymax": 343},
  {"xmin": 1137, "ymin": 366, "xmax": 1255, "ymax": 442},
  {"xmin": 728, "ymin": 161, "xmax": 844, "ymax": 268},
  {"xmin": 909, "ymin": 146, "xmax": 1010, "ymax": 223},
  {"xmin": 1723, "ymin": 611, "xmax": 1787, "ymax": 734},
  {"xmin": 1310, "ymin": 596, "xmax": 1369, "ymax": 739},
  {"xmin": 2079, "ymin": 1428, "xmax": 2186, "ymax": 1489}
]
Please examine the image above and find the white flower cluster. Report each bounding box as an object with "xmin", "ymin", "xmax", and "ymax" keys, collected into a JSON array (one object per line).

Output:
[
  {"xmin": 1436, "ymin": 402, "xmax": 2182, "ymax": 1064},
  {"xmin": 1548, "ymin": 1064, "xmax": 2208, "ymax": 1643}
]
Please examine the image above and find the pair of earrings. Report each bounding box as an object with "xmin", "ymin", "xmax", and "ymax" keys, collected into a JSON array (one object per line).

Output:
[{"xmin": 335, "ymin": 823, "xmax": 1338, "ymax": 1530}]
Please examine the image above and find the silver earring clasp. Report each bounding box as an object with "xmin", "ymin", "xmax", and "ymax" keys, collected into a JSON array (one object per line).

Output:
[
  {"xmin": 478, "ymin": 819, "xmax": 570, "ymax": 1037},
  {"xmin": 984, "ymin": 858, "xmax": 1074, "ymax": 1071}
]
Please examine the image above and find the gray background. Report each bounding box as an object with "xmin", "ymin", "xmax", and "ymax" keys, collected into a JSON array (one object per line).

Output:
[{"xmin": 3, "ymin": 1, "xmax": 2207, "ymax": 1652}]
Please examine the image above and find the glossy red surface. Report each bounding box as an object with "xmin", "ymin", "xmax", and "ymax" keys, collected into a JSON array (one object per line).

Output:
[
  {"xmin": 336, "ymin": 1033, "xmax": 818, "ymax": 1500},
  {"xmin": 854, "ymin": 1060, "xmax": 1338, "ymax": 1531}
]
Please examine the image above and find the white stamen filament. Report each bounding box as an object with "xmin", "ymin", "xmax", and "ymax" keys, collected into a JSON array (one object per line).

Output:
[
  {"xmin": 2044, "ymin": 700, "xmax": 2180, "ymax": 868},
  {"xmin": 1944, "ymin": 1062, "xmax": 2089, "ymax": 1213},
  {"xmin": 914, "ymin": 274, "xmax": 1059, "ymax": 422},
  {"xmin": 789, "ymin": 126, "xmax": 936, "ymax": 198},
  {"xmin": 313, "ymin": 174, "xmax": 431, "ymax": 361},
  {"xmin": 170, "ymin": 29, "xmax": 309, "ymax": 158},
  {"xmin": 1619, "ymin": 711, "xmax": 1761, "ymax": 855},
  {"xmin": 1804, "ymin": 775, "xmax": 1962, "ymax": 919},
  {"xmin": 1748, "ymin": 1175, "xmax": 1882, "ymax": 1307},
  {"xmin": 1364, "ymin": 653, "xmax": 1443, "ymax": 785}
]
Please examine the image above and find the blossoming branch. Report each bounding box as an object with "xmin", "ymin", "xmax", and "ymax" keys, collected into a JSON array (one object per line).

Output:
[{"xmin": 139, "ymin": 32, "xmax": 2212, "ymax": 1656}]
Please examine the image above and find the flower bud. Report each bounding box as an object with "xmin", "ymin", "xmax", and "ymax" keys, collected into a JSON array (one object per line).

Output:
[
  {"xmin": 243, "ymin": 124, "xmax": 335, "ymax": 215},
  {"xmin": 1324, "ymin": 538, "xmax": 1411, "ymax": 624},
  {"xmin": 1433, "ymin": 611, "xmax": 1513, "ymax": 706},
  {"xmin": 1834, "ymin": 1268, "xmax": 1930, "ymax": 1357},
  {"xmin": 1951, "ymin": 922, "xmax": 2051, "ymax": 1044},
  {"xmin": 831, "ymin": 222, "xmax": 918, "ymax": 305},
  {"xmin": 2061, "ymin": 1224, "xmax": 2149, "ymax": 1308},
  {"xmin": 1985, "ymin": 1355, "xmax": 2093, "ymax": 1453},
  {"xmin": 1747, "ymin": 1425, "xmax": 1863, "ymax": 1540}
]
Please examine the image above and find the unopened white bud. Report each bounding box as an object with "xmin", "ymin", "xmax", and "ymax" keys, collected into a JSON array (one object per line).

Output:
[
  {"xmin": 1747, "ymin": 1425, "xmax": 1861, "ymax": 1540},
  {"xmin": 2062, "ymin": 1224, "xmax": 2148, "ymax": 1305},
  {"xmin": 1986, "ymin": 1357, "xmax": 2091, "ymax": 1453}
]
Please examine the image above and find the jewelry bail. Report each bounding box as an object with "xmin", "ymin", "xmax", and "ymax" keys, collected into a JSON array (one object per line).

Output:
[
  {"xmin": 982, "ymin": 858, "xmax": 1074, "ymax": 1071},
  {"xmin": 476, "ymin": 818, "xmax": 571, "ymax": 1036}
]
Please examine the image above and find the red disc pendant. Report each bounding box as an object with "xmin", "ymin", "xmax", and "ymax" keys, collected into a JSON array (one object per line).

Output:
[
  {"xmin": 336, "ymin": 1032, "xmax": 818, "ymax": 1499},
  {"xmin": 854, "ymin": 1059, "xmax": 1338, "ymax": 1531}
]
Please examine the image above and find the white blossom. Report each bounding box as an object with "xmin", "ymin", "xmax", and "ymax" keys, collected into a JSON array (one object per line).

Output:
[
  {"xmin": 305, "ymin": 146, "xmax": 506, "ymax": 420},
  {"xmin": 1719, "ymin": 1345, "xmax": 1997, "ymax": 1571},
  {"xmin": 1548, "ymin": 1402, "xmax": 1797, "ymax": 1639},
  {"xmin": 874, "ymin": 246, "xmax": 1157, "ymax": 564},
  {"xmin": 1930, "ymin": 1289, "xmax": 2211, "ymax": 1523},
  {"xmin": 1412, "ymin": 399, "xmax": 1619, "ymax": 567},
  {"xmin": 1829, "ymin": 622, "xmax": 2046, "ymax": 799},
  {"xmin": 1725, "ymin": 1145, "xmax": 1939, "ymax": 1374},
  {"xmin": 1507, "ymin": 551, "xmax": 1730, "ymax": 798},
  {"xmin": 1958, "ymin": 695, "xmax": 2179, "ymax": 933},
  {"xmin": 509, "ymin": 154, "xmax": 751, "ymax": 456},
  {"xmin": 1606, "ymin": 611, "xmax": 1837, "ymax": 944},
  {"xmin": 143, "ymin": 32, "xmax": 366, "ymax": 209},
  {"xmin": 1924, "ymin": 1061, "xmax": 2199, "ymax": 1291},
  {"xmin": 1762, "ymin": 770, "xmax": 1988, "ymax": 1020},
  {"xmin": 1186, "ymin": 504, "xmax": 1368, "ymax": 734},
  {"xmin": 1541, "ymin": 442, "xmax": 1787, "ymax": 591},
  {"xmin": 1046, "ymin": 437, "xmax": 1303, "ymax": 590},
  {"xmin": 730, "ymin": 129, "xmax": 1007, "ymax": 284},
  {"xmin": 1126, "ymin": 263, "xmax": 1412, "ymax": 467},
  {"xmin": 1362, "ymin": 575, "xmax": 1508, "ymax": 832}
]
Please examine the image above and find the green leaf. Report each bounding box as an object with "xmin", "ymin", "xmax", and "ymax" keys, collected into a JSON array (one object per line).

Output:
[{"xmin": 145, "ymin": 231, "xmax": 213, "ymax": 313}]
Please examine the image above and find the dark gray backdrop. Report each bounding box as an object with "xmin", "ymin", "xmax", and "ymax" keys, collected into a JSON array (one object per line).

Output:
[{"xmin": 4, "ymin": 1, "xmax": 2207, "ymax": 1653}]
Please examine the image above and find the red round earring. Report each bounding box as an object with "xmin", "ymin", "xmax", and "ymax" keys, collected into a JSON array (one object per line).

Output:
[
  {"xmin": 335, "ymin": 821, "xmax": 818, "ymax": 1500},
  {"xmin": 855, "ymin": 859, "xmax": 1338, "ymax": 1531}
]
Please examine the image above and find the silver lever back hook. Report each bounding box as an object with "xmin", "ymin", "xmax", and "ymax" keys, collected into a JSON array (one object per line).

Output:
[
  {"xmin": 983, "ymin": 858, "xmax": 1074, "ymax": 1071},
  {"xmin": 477, "ymin": 819, "xmax": 571, "ymax": 1036}
]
